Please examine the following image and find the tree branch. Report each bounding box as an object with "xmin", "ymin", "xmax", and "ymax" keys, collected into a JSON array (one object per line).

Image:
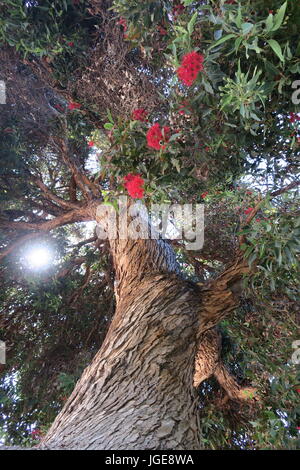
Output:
[{"xmin": 0, "ymin": 202, "xmax": 98, "ymax": 262}]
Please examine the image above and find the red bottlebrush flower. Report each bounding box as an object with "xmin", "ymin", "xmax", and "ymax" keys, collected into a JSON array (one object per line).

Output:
[
  {"xmin": 177, "ymin": 51, "xmax": 204, "ymax": 86},
  {"xmin": 31, "ymin": 429, "xmax": 43, "ymax": 440},
  {"xmin": 296, "ymin": 389, "xmax": 300, "ymax": 393},
  {"xmin": 67, "ymin": 42, "xmax": 74, "ymax": 47},
  {"xmin": 132, "ymin": 108, "xmax": 148, "ymax": 122},
  {"xmin": 289, "ymin": 112, "xmax": 300, "ymax": 123},
  {"xmin": 117, "ymin": 17, "xmax": 127, "ymax": 32},
  {"xmin": 173, "ymin": 3, "xmax": 185, "ymax": 16},
  {"xmin": 54, "ymin": 103, "xmax": 64, "ymax": 112},
  {"xmin": 158, "ymin": 25, "xmax": 168, "ymax": 35},
  {"xmin": 244, "ymin": 207, "xmax": 254, "ymax": 215},
  {"xmin": 178, "ymin": 100, "xmax": 192, "ymax": 116},
  {"xmin": 205, "ymin": 146, "xmax": 210, "ymax": 152},
  {"xmin": 269, "ymin": 10, "xmax": 274, "ymax": 15},
  {"xmin": 88, "ymin": 141, "xmax": 95, "ymax": 147},
  {"xmin": 68, "ymin": 102, "xmax": 81, "ymax": 110},
  {"xmin": 181, "ymin": 51, "xmax": 204, "ymax": 69},
  {"xmin": 246, "ymin": 191, "xmax": 252, "ymax": 195},
  {"xmin": 146, "ymin": 123, "xmax": 170, "ymax": 150},
  {"xmin": 177, "ymin": 66, "xmax": 197, "ymax": 86},
  {"xmin": 3, "ymin": 127, "xmax": 14, "ymax": 134},
  {"xmin": 124, "ymin": 173, "xmax": 145, "ymax": 199},
  {"xmin": 225, "ymin": 0, "xmax": 237, "ymax": 4},
  {"xmin": 201, "ymin": 192, "xmax": 209, "ymax": 199}
]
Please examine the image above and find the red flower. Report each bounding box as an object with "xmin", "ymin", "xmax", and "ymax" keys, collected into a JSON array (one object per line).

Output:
[
  {"xmin": 124, "ymin": 174, "xmax": 145, "ymax": 199},
  {"xmin": 88, "ymin": 141, "xmax": 95, "ymax": 147},
  {"xmin": 31, "ymin": 429, "xmax": 43, "ymax": 440},
  {"xmin": 244, "ymin": 207, "xmax": 254, "ymax": 215},
  {"xmin": 177, "ymin": 51, "xmax": 204, "ymax": 86},
  {"xmin": 173, "ymin": 3, "xmax": 185, "ymax": 16},
  {"xmin": 201, "ymin": 192, "xmax": 209, "ymax": 199},
  {"xmin": 54, "ymin": 103, "xmax": 64, "ymax": 112},
  {"xmin": 296, "ymin": 389, "xmax": 300, "ymax": 393},
  {"xmin": 289, "ymin": 112, "xmax": 300, "ymax": 123},
  {"xmin": 132, "ymin": 108, "xmax": 148, "ymax": 122},
  {"xmin": 146, "ymin": 123, "xmax": 170, "ymax": 150},
  {"xmin": 269, "ymin": 10, "xmax": 274, "ymax": 15},
  {"xmin": 246, "ymin": 191, "xmax": 252, "ymax": 195},
  {"xmin": 68, "ymin": 102, "xmax": 81, "ymax": 110},
  {"xmin": 178, "ymin": 100, "xmax": 192, "ymax": 115},
  {"xmin": 117, "ymin": 17, "xmax": 127, "ymax": 32},
  {"xmin": 67, "ymin": 42, "xmax": 74, "ymax": 47},
  {"xmin": 158, "ymin": 26, "xmax": 168, "ymax": 36}
]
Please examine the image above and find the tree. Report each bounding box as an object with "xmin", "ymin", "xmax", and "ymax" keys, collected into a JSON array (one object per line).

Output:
[{"xmin": 0, "ymin": 0, "xmax": 299, "ymax": 450}]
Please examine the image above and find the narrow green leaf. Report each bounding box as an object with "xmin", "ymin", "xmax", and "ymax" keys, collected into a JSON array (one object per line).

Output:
[
  {"xmin": 265, "ymin": 13, "xmax": 274, "ymax": 33},
  {"xmin": 267, "ymin": 39, "xmax": 284, "ymax": 62},
  {"xmin": 272, "ymin": 1, "xmax": 287, "ymax": 32},
  {"xmin": 208, "ymin": 33, "xmax": 236, "ymax": 50},
  {"xmin": 187, "ymin": 11, "xmax": 198, "ymax": 35}
]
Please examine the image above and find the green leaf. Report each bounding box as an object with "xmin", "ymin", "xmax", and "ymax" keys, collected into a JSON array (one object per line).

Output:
[
  {"xmin": 248, "ymin": 252, "xmax": 257, "ymax": 266},
  {"xmin": 203, "ymin": 80, "xmax": 214, "ymax": 94},
  {"xmin": 265, "ymin": 13, "xmax": 274, "ymax": 33},
  {"xmin": 208, "ymin": 33, "xmax": 236, "ymax": 50},
  {"xmin": 107, "ymin": 109, "xmax": 114, "ymax": 124},
  {"xmin": 104, "ymin": 123, "xmax": 113, "ymax": 130},
  {"xmin": 171, "ymin": 158, "xmax": 181, "ymax": 173},
  {"xmin": 241, "ymin": 22, "xmax": 253, "ymax": 35},
  {"xmin": 272, "ymin": 1, "xmax": 287, "ymax": 32},
  {"xmin": 187, "ymin": 11, "xmax": 198, "ymax": 35},
  {"xmin": 267, "ymin": 39, "xmax": 284, "ymax": 62},
  {"xmin": 234, "ymin": 36, "xmax": 243, "ymax": 53}
]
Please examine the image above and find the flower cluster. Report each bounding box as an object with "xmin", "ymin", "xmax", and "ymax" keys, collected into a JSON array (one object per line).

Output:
[
  {"xmin": 146, "ymin": 123, "xmax": 170, "ymax": 150},
  {"xmin": 173, "ymin": 3, "xmax": 185, "ymax": 17},
  {"xmin": 178, "ymin": 100, "xmax": 192, "ymax": 116},
  {"xmin": 124, "ymin": 174, "xmax": 145, "ymax": 199},
  {"xmin": 31, "ymin": 429, "xmax": 43, "ymax": 440},
  {"xmin": 132, "ymin": 108, "xmax": 148, "ymax": 122},
  {"xmin": 117, "ymin": 17, "xmax": 127, "ymax": 32},
  {"xmin": 158, "ymin": 25, "xmax": 168, "ymax": 36},
  {"xmin": 289, "ymin": 112, "xmax": 300, "ymax": 123},
  {"xmin": 68, "ymin": 102, "xmax": 81, "ymax": 110},
  {"xmin": 88, "ymin": 141, "xmax": 95, "ymax": 147},
  {"xmin": 177, "ymin": 51, "xmax": 204, "ymax": 86},
  {"xmin": 244, "ymin": 207, "xmax": 254, "ymax": 215}
]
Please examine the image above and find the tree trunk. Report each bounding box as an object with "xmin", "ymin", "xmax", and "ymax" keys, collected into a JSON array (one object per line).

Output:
[
  {"xmin": 39, "ymin": 214, "xmax": 249, "ymax": 450},
  {"xmin": 41, "ymin": 236, "xmax": 203, "ymax": 450}
]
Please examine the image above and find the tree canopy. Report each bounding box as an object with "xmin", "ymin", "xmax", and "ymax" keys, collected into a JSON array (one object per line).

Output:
[{"xmin": 0, "ymin": 0, "xmax": 299, "ymax": 450}]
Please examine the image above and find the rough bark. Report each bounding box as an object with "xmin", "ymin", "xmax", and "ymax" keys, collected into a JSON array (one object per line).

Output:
[
  {"xmin": 41, "ymin": 234, "xmax": 203, "ymax": 450},
  {"xmin": 38, "ymin": 207, "xmax": 251, "ymax": 450}
]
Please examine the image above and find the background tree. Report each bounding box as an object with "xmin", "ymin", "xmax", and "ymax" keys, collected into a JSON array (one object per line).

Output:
[{"xmin": 0, "ymin": 0, "xmax": 299, "ymax": 449}]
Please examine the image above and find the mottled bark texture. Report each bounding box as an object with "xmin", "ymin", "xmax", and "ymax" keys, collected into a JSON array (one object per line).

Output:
[{"xmin": 39, "ymin": 212, "xmax": 250, "ymax": 450}]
